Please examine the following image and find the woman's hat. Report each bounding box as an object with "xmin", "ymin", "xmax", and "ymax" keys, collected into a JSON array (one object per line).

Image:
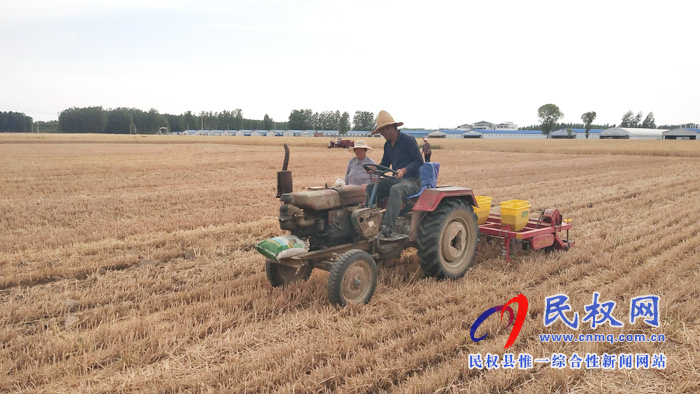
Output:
[
  {"xmin": 350, "ymin": 139, "xmax": 373, "ymax": 152},
  {"xmin": 371, "ymin": 110, "xmax": 404, "ymax": 134}
]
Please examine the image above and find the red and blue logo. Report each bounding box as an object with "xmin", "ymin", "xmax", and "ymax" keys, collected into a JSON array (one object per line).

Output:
[{"xmin": 470, "ymin": 294, "xmax": 528, "ymax": 349}]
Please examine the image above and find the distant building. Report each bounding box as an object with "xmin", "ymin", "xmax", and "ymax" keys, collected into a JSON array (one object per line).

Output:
[
  {"xmin": 495, "ymin": 122, "xmax": 518, "ymax": 130},
  {"xmin": 600, "ymin": 128, "xmax": 665, "ymax": 140},
  {"xmin": 456, "ymin": 123, "xmax": 473, "ymax": 131},
  {"xmin": 401, "ymin": 129, "xmax": 430, "ymax": 138},
  {"xmin": 662, "ymin": 128, "xmax": 699, "ymax": 140},
  {"xmin": 551, "ymin": 128, "xmax": 603, "ymax": 139},
  {"xmin": 462, "ymin": 130, "xmax": 482, "ymax": 138},
  {"xmin": 346, "ymin": 130, "xmax": 371, "ymax": 137},
  {"xmin": 427, "ymin": 130, "xmax": 446, "ymax": 138},
  {"xmin": 460, "ymin": 121, "xmax": 518, "ymax": 131},
  {"xmin": 479, "ymin": 130, "xmax": 545, "ymax": 139},
  {"xmin": 473, "ymin": 121, "xmax": 495, "ymax": 130},
  {"xmin": 439, "ymin": 129, "xmax": 469, "ymax": 139}
]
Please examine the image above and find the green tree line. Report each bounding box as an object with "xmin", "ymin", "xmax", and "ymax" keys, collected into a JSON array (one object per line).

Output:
[
  {"xmin": 0, "ymin": 111, "xmax": 33, "ymax": 132},
  {"xmin": 54, "ymin": 107, "xmax": 379, "ymax": 134},
  {"xmin": 287, "ymin": 110, "xmax": 375, "ymax": 133},
  {"xmin": 57, "ymin": 107, "xmax": 292, "ymax": 134}
]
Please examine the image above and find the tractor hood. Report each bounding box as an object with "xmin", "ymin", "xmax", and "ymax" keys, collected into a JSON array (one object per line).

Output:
[{"xmin": 289, "ymin": 185, "xmax": 367, "ymax": 211}]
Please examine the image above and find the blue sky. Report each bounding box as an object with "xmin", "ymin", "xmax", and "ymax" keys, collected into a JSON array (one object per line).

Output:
[{"xmin": 1, "ymin": 0, "xmax": 698, "ymax": 128}]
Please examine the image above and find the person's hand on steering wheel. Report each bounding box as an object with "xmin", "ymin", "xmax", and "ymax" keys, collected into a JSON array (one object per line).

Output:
[{"xmin": 363, "ymin": 163, "xmax": 397, "ymax": 178}]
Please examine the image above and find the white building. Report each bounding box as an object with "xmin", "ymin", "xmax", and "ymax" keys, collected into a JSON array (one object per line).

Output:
[
  {"xmin": 600, "ymin": 128, "xmax": 665, "ymax": 139},
  {"xmin": 473, "ymin": 121, "xmax": 495, "ymax": 130},
  {"xmin": 495, "ymin": 122, "xmax": 518, "ymax": 130},
  {"xmin": 456, "ymin": 123, "xmax": 473, "ymax": 131},
  {"xmin": 460, "ymin": 121, "xmax": 519, "ymax": 131}
]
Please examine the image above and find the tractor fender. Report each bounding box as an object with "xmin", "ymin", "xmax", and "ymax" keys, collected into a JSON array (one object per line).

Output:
[{"xmin": 412, "ymin": 187, "xmax": 477, "ymax": 212}]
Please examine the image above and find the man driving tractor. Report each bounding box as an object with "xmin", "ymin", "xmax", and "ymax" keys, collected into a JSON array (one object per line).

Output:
[{"xmin": 365, "ymin": 110, "xmax": 424, "ymax": 241}]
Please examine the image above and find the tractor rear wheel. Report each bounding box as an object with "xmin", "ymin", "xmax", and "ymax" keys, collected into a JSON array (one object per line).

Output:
[
  {"xmin": 265, "ymin": 260, "xmax": 312, "ymax": 287},
  {"xmin": 327, "ymin": 250, "xmax": 377, "ymax": 306},
  {"xmin": 417, "ymin": 199, "xmax": 479, "ymax": 279}
]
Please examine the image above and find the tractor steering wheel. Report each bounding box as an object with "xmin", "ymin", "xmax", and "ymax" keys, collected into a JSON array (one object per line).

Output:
[{"xmin": 363, "ymin": 163, "xmax": 397, "ymax": 178}]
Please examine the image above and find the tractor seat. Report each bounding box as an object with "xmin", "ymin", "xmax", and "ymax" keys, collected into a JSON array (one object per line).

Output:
[{"xmin": 407, "ymin": 162, "xmax": 440, "ymax": 200}]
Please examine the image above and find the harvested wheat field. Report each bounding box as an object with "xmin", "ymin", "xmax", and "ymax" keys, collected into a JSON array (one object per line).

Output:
[{"xmin": 1, "ymin": 134, "xmax": 699, "ymax": 393}]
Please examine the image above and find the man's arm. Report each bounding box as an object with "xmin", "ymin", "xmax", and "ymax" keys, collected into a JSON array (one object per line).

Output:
[
  {"xmin": 403, "ymin": 136, "xmax": 424, "ymax": 175},
  {"xmin": 366, "ymin": 157, "xmax": 376, "ymax": 182},
  {"xmin": 379, "ymin": 146, "xmax": 390, "ymax": 168}
]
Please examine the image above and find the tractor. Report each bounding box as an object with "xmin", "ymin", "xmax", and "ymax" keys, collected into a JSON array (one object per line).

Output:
[
  {"xmin": 258, "ymin": 144, "xmax": 479, "ymax": 306},
  {"xmin": 328, "ymin": 138, "xmax": 355, "ymax": 149}
]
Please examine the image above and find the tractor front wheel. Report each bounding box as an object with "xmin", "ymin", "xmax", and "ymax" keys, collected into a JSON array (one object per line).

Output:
[
  {"xmin": 327, "ymin": 250, "xmax": 378, "ymax": 306},
  {"xmin": 265, "ymin": 260, "xmax": 312, "ymax": 287},
  {"xmin": 417, "ymin": 199, "xmax": 479, "ymax": 279}
]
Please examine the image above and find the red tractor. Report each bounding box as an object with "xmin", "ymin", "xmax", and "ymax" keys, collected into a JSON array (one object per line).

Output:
[
  {"xmin": 258, "ymin": 145, "xmax": 479, "ymax": 306},
  {"xmin": 328, "ymin": 138, "xmax": 355, "ymax": 149}
]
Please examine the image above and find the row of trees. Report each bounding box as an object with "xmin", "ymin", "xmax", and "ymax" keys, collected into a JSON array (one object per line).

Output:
[
  {"xmin": 2, "ymin": 107, "xmax": 379, "ymax": 134},
  {"xmin": 55, "ymin": 107, "xmax": 292, "ymax": 134},
  {"xmin": 287, "ymin": 110, "xmax": 376, "ymax": 133},
  {"xmin": 8, "ymin": 106, "xmax": 695, "ymax": 135},
  {"xmin": 0, "ymin": 111, "xmax": 33, "ymax": 132},
  {"xmin": 535, "ymin": 105, "xmax": 600, "ymax": 139},
  {"xmin": 55, "ymin": 107, "xmax": 378, "ymax": 134},
  {"xmin": 533, "ymin": 105, "xmax": 664, "ymax": 139},
  {"xmin": 620, "ymin": 110, "xmax": 656, "ymax": 128}
]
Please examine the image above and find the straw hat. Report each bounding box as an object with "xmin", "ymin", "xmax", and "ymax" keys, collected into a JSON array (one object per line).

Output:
[
  {"xmin": 371, "ymin": 110, "xmax": 404, "ymax": 134},
  {"xmin": 350, "ymin": 139, "xmax": 373, "ymax": 152}
]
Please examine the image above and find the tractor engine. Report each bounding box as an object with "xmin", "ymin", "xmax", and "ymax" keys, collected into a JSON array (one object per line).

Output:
[{"xmin": 278, "ymin": 185, "xmax": 368, "ymax": 250}]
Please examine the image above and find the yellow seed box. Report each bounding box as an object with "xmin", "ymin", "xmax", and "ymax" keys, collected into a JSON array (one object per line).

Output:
[
  {"xmin": 500, "ymin": 199, "xmax": 531, "ymax": 231},
  {"xmin": 474, "ymin": 196, "xmax": 492, "ymax": 225}
]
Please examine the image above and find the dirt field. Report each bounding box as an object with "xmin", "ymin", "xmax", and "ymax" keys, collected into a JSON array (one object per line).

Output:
[{"xmin": 1, "ymin": 134, "xmax": 699, "ymax": 393}]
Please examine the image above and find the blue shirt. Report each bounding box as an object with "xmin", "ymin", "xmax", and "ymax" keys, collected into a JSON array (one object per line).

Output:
[{"xmin": 380, "ymin": 131, "xmax": 424, "ymax": 178}]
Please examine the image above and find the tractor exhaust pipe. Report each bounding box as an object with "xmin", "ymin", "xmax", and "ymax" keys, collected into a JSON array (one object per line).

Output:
[{"xmin": 276, "ymin": 144, "xmax": 293, "ymax": 198}]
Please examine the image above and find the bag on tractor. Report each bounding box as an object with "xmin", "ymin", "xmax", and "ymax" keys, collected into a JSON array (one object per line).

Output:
[{"xmin": 255, "ymin": 235, "xmax": 307, "ymax": 261}]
